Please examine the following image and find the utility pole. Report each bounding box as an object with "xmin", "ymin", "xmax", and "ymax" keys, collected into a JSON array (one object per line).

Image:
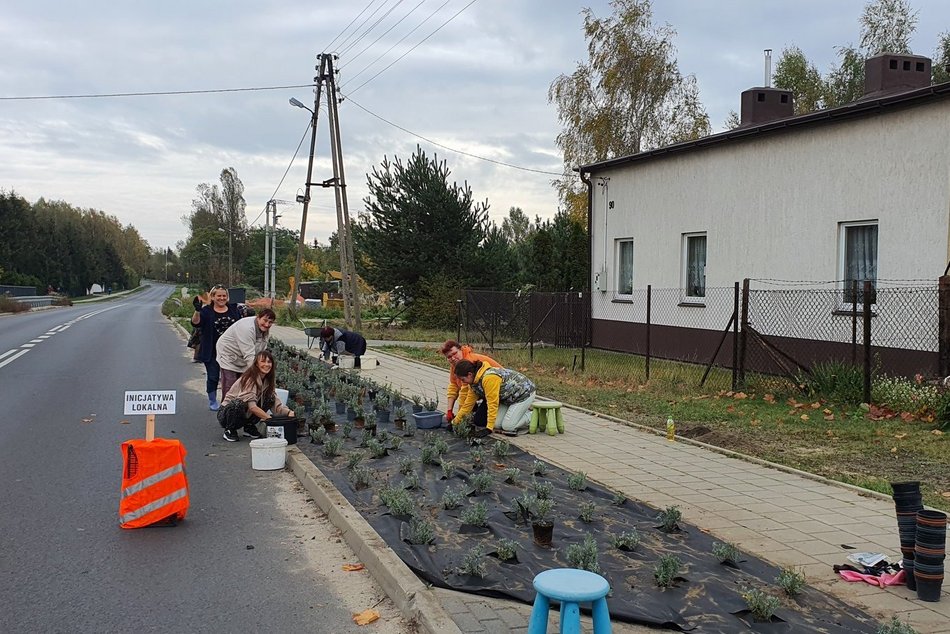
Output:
[
  {"xmin": 288, "ymin": 55, "xmax": 327, "ymax": 319},
  {"xmin": 264, "ymin": 201, "xmax": 272, "ymax": 299},
  {"xmin": 324, "ymin": 54, "xmax": 361, "ymax": 330},
  {"xmin": 271, "ymin": 210, "xmax": 279, "ymax": 301},
  {"xmin": 288, "ymin": 53, "xmax": 361, "ymax": 330}
]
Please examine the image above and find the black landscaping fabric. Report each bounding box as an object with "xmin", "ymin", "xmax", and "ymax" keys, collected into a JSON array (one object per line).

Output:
[{"xmin": 297, "ymin": 406, "xmax": 878, "ymax": 633}]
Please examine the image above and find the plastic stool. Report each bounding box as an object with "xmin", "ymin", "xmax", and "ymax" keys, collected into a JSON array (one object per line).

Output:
[
  {"xmin": 530, "ymin": 401, "xmax": 564, "ymax": 435},
  {"xmin": 529, "ymin": 568, "xmax": 611, "ymax": 634}
]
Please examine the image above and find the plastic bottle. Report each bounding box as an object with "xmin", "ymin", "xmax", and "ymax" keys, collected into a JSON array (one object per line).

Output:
[{"xmin": 666, "ymin": 415, "xmax": 675, "ymax": 442}]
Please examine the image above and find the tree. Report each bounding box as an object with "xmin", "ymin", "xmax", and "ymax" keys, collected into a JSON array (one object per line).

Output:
[
  {"xmin": 773, "ymin": 46, "xmax": 827, "ymax": 114},
  {"xmin": 548, "ymin": 0, "xmax": 710, "ymax": 220},
  {"xmin": 500, "ymin": 207, "xmax": 531, "ymax": 244},
  {"xmin": 934, "ymin": 31, "xmax": 950, "ymax": 83},
  {"xmin": 354, "ymin": 146, "xmax": 488, "ymax": 316},
  {"xmin": 860, "ymin": 0, "xmax": 918, "ymax": 55}
]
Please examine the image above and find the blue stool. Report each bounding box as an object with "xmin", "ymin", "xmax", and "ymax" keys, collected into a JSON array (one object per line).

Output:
[{"xmin": 528, "ymin": 568, "xmax": 611, "ymax": 634}]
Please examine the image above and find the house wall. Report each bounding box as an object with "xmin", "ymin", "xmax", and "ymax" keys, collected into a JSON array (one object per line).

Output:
[{"xmin": 589, "ymin": 101, "xmax": 950, "ymax": 345}]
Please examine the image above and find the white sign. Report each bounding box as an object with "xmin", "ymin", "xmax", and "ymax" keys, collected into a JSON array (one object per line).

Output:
[{"xmin": 124, "ymin": 390, "xmax": 177, "ymax": 415}]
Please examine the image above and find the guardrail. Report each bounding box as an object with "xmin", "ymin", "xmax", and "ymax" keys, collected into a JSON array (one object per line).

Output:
[{"xmin": 8, "ymin": 295, "xmax": 54, "ymax": 308}]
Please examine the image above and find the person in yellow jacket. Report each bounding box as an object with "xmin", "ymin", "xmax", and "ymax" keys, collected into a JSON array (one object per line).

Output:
[
  {"xmin": 440, "ymin": 340, "xmax": 501, "ymax": 425},
  {"xmin": 454, "ymin": 359, "xmax": 536, "ymax": 438}
]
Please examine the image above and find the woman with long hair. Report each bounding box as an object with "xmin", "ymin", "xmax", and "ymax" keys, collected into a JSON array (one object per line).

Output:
[
  {"xmin": 217, "ymin": 349, "xmax": 294, "ymax": 442},
  {"xmin": 190, "ymin": 285, "xmax": 251, "ymax": 411}
]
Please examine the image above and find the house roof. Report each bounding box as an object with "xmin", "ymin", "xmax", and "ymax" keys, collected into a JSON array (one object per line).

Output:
[{"xmin": 578, "ymin": 80, "xmax": 950, "ymax": 174}]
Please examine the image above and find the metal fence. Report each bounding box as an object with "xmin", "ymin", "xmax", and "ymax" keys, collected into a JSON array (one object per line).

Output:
[
  {"xmin": 0, "ymin": 285, "xmax": 37, "ymax": 297},
  {"xmin": 462, "ymin": 278, "xmax": 945, "ymax": 395}
]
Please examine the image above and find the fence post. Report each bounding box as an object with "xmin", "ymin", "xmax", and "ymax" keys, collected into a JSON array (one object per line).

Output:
[
  {"xmin": 732, "ymin": 282, "xmax": 739, "ymax": 390},
  {"xmin": 456, "ymin": 298, "xmax": 463, "ymax": 344},
  {"xmin": 851, "ymin": 280, "xmax": 858, "ymax": 365},
  {"xmin": 528, "ymin": 297, "xmax": 534, "ymax": 362},
  {"xmin": 645, "ymin": 284, "xmax": 652, "ymax": 382},
  {"xmin": 737, "ymin": 279, "xmax": 750, "ymax": 386},
  {"xmin": 940, "ymin": 276, "xmax": 950, "ymax": 377},
  {"xmin": 863, "ymin": 280, "xmax": 873, "ymax": 404}
]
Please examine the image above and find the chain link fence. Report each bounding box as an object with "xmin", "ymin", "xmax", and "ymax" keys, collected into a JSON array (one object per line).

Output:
[{"xmin": 463, "ymin": 278, "xmax": 944, "ymax": 395}]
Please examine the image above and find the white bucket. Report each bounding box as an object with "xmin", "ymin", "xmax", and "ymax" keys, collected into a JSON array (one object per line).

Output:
[
  {"xmin": 338, "ymin": 356, "xmax": 356, "ymax": 369},
  {"xmin": 249, "ymin": 438, "xmax": 288, "ymax": 470},
  {"xmin": 275, "ymin": 388, "xmax": 289, "ymax": 409},
  {"xmin": 360, "ymin": 355, "xmax": 377, "ymax": 368}
]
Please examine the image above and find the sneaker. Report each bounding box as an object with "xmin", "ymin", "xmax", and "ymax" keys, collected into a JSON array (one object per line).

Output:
[
  {"xmin": 243, "ymin": 424, "xmax": 263, "ymax": 439},
  {"xmin": 209, "ymin": 397, "xmax": 220, "ymax": 412},
  {"xmin": 223, "ymin": 429, "xmax": 239, "ymax": 442}
]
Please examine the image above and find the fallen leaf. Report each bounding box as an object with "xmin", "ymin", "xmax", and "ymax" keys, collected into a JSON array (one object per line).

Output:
[
  {"xmin": 894, "ymin": 433, "xmax": 908, "ymax": 440},
  {"xmin": 823, "ymin": 408, "xmax": 833, "ymax": 415},
  {"xmin": 493, "ymin": 463, "xmax": 506, "ymax": 468},
  {"xmin": 763, "ymin": 394, "xmax": 775, "ymax": 403},
  {"xmin": 899, "ymin": 412, "xmax": 915, "ymax": 422},
  {"xmin": 733, "ymin": 392, "xmax": 748, "ymax": 400},
  {"xmin": 942, "ymin": 492, "xmax": 950, "ymax": 498},
  {"xmin": 810, "ymin": 402, "xmax": 821, "ymax": 409},
  {"xmin": 890, "ymin": 447, "xmax": 898, "ymax": 453},
  {"xmin": 726, "ymin": 405, "xmax": 736, "ymax": 413},
  {"xmin": 352, "ymin": 609, "xmax": 380, "ymax": 626},
  {"xmin": 933, "ymin": 429, "xmax": 945, "ymax": 436},
  {"xmin": 750, "ymin": 419, "xmax": 760, "ymax": 426},
  {"xmin": 342, "ymin": 563, "xmax": 365, "ymax": 572},
  {"xmin": 725, "ymin": 391, "xmax": 735, "ymax": 397},
  {"xmin": 81, "ymin": 418, "xmax": 93, "ymax": 423},
  {"xmin": 800, "ymin": 414, "xmax": 809, "ymax": 422},
  {"xmin": 120, "ymin": 419, "xmax": 130, "ymax": 425},
  {"xmin": 823, "ymin": 414, "xmax": 835, "ymax": 421},
  {"xmin": 825, "ymin": 430, "xmax": 835, "ymax": 437}
]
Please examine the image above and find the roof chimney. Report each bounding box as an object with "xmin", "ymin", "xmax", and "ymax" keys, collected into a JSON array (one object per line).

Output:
[
  {"xmin": 739, "ymin": 87, "xmax": 794, "ymax": 126},
  {"xmin": 863, "ymin": 53, "xmax": 931, "ymax": 98}
]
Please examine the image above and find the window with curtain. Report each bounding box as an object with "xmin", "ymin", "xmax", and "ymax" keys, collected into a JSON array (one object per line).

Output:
[
  {"xmin": 841, "ymin": 222, "xmax": 878, "ymax": 304},
  {"xmin": 616, "ymin": 239, "xmax": 634, "ymax": 295},
  {"xmin": 684, "ymin": 233, "xmax": 707, "ymax": 299}
]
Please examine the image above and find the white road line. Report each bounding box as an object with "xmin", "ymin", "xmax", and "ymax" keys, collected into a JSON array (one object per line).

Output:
[
  {"xmin": 38, "ymin": 335, "xmax": 51, "ymax": 339},
  {"xmin": 0, "ymin": 350, "xmax": 28, "ymax": 369},
  {"xmin": 28, "ymin": 339, "xmax": 43, "ymax": 343},
  {"xmin": 21, "ymin": 344, "xmax": 35, "ymax": 348},
  {"xmin": 0, "ymin": 349, "xmax": 17, "ymax": 361}
]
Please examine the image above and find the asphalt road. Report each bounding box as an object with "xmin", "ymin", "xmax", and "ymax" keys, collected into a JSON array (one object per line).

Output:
[{"xmin": 0, "ymin": 285, "xmax": 408, "ymax": 633}]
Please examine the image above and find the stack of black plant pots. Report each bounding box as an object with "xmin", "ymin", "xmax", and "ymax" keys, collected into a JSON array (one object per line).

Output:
[
  {"xmin": 914, "ymin": 509, "xmax": 947, "ymax": 602},
  {"xmin": 891, "ymin": 481, "xmax": 924, "ymax": 591}
]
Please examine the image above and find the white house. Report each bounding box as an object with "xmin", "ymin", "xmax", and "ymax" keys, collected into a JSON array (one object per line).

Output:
[{"xmin": 579, "ymin": 54, "xmax": 949, "ymax": 374}]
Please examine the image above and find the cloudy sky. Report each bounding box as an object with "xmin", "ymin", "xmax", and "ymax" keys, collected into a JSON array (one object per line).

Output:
[{"xmin": 2, "ymin": 0, "xmax": 948, "ymax": 251}]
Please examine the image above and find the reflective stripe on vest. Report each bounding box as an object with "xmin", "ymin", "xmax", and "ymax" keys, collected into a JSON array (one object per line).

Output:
[
  {"xmin": 121, "ymin": 463, "xmax": 184, "ymax": 498},
  {"xmin": 120, "ymin": 487, "xmax": 188, "ymax": 524}
]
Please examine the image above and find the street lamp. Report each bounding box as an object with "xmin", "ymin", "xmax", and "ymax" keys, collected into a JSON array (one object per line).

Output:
[
  {"xmin": 218, "ymin": 227, "xmax": 233, "ymax": 288},
  {"xmin": 288, "ymin": 95, "xmax": 319, "ymax": 317}
]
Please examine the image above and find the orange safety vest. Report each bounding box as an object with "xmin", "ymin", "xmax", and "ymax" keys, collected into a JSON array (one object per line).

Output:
[{"xmin": 119, "ymin": 438, "xmax": 190, "ymax": 529}]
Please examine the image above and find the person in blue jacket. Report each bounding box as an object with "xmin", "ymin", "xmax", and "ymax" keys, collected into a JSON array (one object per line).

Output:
[{"xmin": 320, "ymin": 326, "xmax": 368, "ymax": 367}]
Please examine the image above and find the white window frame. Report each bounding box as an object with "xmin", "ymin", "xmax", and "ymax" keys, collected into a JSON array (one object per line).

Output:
[
  {"xmin": 681, "ymin": 232, "xmax": 707, "ymax": 303},
  {"xmin": 838, "ymin": 220, "xmax": 878, "ymax": 310},
  {"xmin": 615, "ymin": 238, "xmax": 634, "ymax": 298}
]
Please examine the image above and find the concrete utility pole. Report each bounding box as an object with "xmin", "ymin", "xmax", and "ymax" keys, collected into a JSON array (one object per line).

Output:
[
  {"xmin": 288, "ymin": 53, "xmax": 361, "ymax": 329},
  {"xmin": 264, "ymin": 201, "xmax": 272, "ymax": 299},
  {"xmin": 324, "ymin": 54, "xmax": 361, "ymax": 330}
]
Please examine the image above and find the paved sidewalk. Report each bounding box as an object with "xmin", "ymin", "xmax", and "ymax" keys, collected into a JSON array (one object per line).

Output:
[{"xmin": 272, "ymin": 326, "xmax": 949, "ymax": 633}]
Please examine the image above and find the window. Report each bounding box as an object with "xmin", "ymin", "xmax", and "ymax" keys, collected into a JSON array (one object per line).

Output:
[
  {"xmin": 616, "ymin": 238, "xmax": 634, "ymax": 296},
  {"xmin": 840, "ymin": 222, "xmax": 878, "ymax": 304},
  {"xmin": 682, "ymin": 233, "xmax": 707, "ymax": 300}
]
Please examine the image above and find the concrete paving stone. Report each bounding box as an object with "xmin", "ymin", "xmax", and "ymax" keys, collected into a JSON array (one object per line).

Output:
[
  {"xmin": 467, "ymin": 600, "xmax": 506, "ymax": 622},
  {"xmin": 739, "ymin": 501, "xmax": 786, "ymax": 515},
  {"xmin": 495, "ymin": 607, "xmax": 529, "ymax": 629},
  {"xmin": 754, "ymin": 548, "xmax": 818, "ymax": 567},
  {"xmin": 446, "ymin": 610, "xmax": 487, "ymax": 632},
  {"xmin": 782, "ymin": 518, "xmax": 839, "ymax": 534},
  {"xmin": 806, "ymin": 529, "xmax": 864, "ymax": 545},
  {"xmin": 736, "ymin": 517, "xmax": 787, "ymax": 532},
  {"xmin": 706, "ymin": 525, "xmax": 765, "ymax": 544},
  {"xmin": 792, "ymin": 539, "xmax": 857, "ymax": 557}
]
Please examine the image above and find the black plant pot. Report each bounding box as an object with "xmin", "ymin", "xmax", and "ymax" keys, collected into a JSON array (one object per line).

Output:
[
  {"xmin": 905, "ymin": 560, "xmax": 917, "ymax": 591},
  {"xmin": 532, "ymin": 522, "xmax": 553, "ymax": 547},
  {"xmin": 915, "ymin": 573, "xmax": 944, "ymax": 602},
  {"xmin": 891, "ymin": 481, "xmax": 922, "ymax": 494}
]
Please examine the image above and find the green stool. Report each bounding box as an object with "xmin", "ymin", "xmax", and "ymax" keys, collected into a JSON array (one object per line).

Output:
[{"xmin": 530, "ymin": 401, "xmax": 564, "ymax": 435}]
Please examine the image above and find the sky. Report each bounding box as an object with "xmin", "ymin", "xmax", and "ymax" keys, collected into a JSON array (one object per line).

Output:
[{"xmin": 1, "ymin": 0, "xmax": 948, "ymax": 252}]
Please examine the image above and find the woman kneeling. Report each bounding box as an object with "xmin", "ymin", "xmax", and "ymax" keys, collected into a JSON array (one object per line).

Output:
[
  {"xmin": 217, "ymin": 350, "xmax": 294, "ymax": 442},
  {"xmin": 454, "ymin": 360, "xmax": 536, "ymax": 438}
]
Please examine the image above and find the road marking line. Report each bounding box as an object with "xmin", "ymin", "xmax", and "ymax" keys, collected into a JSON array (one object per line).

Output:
[
  {"xmin": 28, "ymin": 339, "xmax": 43, "ymax": 343},
  {"xmin": 38, "ymin": 335, "xmax": 51, "ymax": 339},
  {"xmin": 21, "ymin": 344, "xmax": 35, "ymax": 348},
  {"xmin": 0, "ymin": 349, "xmax": 28, "ymax": 369},
  {"xmin": 0, "ymin": 349, "xmax": 17, "ymax": 361}
]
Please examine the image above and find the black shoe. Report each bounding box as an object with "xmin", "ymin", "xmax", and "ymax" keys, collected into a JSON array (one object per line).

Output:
[
  {"xmin": 223, "ymin": 429, "xmax": 239, "ymax": 442},
  {"xmin": 243, "ymin": 425, "xmax": 263, "ymax": 439},
  {"xmin": 472, "ymin": 427, "xmax": 491, "ymax": 439}
]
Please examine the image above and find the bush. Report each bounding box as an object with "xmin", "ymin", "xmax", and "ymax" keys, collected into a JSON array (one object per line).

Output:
[
  {"xmin": 566, "ymin": 533, "xmax": 600, "ymax": 573},
  {"xmin": 0, "ymin": 296, "xmax": 29, "ymax": 313},
  {"xmin": 741, "ymin": 587, "xmax": 781, "ymax": 622},
  {"xmin": 776, "ymin": 566, "xmax": 806, "ymax": 596},
  {"xmin": 873, "ymin": 374, "xmax": 943, "ymax": 416},
  {"xmin": 800, "ymin": 361, "xmax": 864, "ymax": 404}
]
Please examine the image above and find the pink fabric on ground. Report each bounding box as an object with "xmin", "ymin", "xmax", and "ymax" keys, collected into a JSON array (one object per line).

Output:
[{"xmin": 838, "ymin": 569, "xmax": 905, "ymax": 587}]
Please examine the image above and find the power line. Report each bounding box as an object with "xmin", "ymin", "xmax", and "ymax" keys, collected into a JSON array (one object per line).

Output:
[
  {"xmin": 335, "ymin": 0, "xmax": 390, "ymax": 56},
  {"xmin": 344, "ymin": 96, "xmax": 562, "ymax": 176},
  {"xmin": 324, "ymin": 0, "xmax": 379, "ymax": 53},
  {"xmin": 0, "ymin": 83, "xmax": 316, "ymax": 101},
  {"xmin": 248, "ymin": 120, "xmax": 312, "ymax": 227},
  {"xmin": 341, "ymin": 0, "xmax": 445, "ymax": 87},
  {"xmin": 345, "ymin": 0, "xmax": 478, "ymax": 96},
  {"xmin": 342, "ymin": 0, "xmax": 426, "ymax": 71},
  {"xmin": 339, "ymin": 0, "xmax": 408, "ymax": 60}
]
